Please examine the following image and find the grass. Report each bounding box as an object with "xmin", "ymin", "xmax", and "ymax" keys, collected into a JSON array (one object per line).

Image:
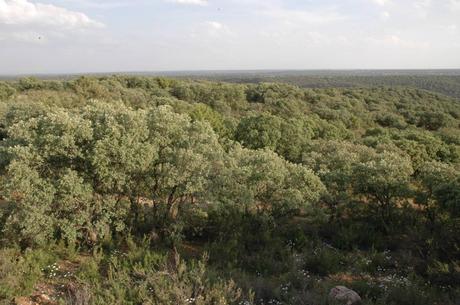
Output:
[{"xmin": 0, "ymin": 235, "xmax": 458, "ymax": 305}]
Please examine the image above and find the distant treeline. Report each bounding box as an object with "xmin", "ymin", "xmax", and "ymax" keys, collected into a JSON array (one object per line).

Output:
[
  {"xmin": 173, "ymin": 72, "xmax": 460, "ymax": 100},
  {"xmin": 3, "ymin": 70, "xmax": 460, "ymax": 100}
]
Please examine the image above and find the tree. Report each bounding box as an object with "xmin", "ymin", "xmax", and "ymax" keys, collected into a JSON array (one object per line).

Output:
[
  {"xmin": 83, "ymin": 101, "xmax": 157, "ymax": 228},
  {"xmin": 145, "ymin": 106, "xmax": 223, "ymax": 222},
  {"xmin": 417, "ymin": 111, "xmax": 452, "ymax": 131},
  {"xmin": 416, "ymin": 162, "xmax": 460, "ymax": 263},
  {"xmin": 1, "ymin": 161, "xmax": 55, "ymax": 246},
  {"xmin": 433, "ymin": 176, "xmax": 460, "ymax": 218},
  {"xmin": 416, "ymin": 161, "xmax": 458, "ymax": 230},
  {"xmin": 190, "ymin": 103, "xmax": 232, "ymax": 138},
  {"xmin": 235, "ymin": 114, "xmax": 281, "ymax": 150},
  {"xmin": 211, "ymin": 146, "xmax": 324, "ymax": 217},
  {"xmin": 375, "ymin": 112, "xmax": 407, "ymax": 129},
  {"xmin": 303, "ymin": 140, "xmax": 375, "ymax": 219},
  {"xmin": 245, "ymin": 83, "xmax": 303, "ymax": 104},
  {"xmin": 17, "ymin": 77, "xmax": 43, "ymax": 91},
  {"xmin": 72, "ymin": 76, "xmax": 111, "ymax": 100},
  {"xmin": 275, "ymin": 117, "xmax": 313, "ymax": 162},
  {"xmin": 1, "ymin": 109, "xmax": 128, "ymax": 246},
  {"xmin": 353, "ymin": 151, "xmax": 414, "ymax": 233},
  {"xmin": 0, "ymin": 83, "xmax": 16, "ymax": 100}
]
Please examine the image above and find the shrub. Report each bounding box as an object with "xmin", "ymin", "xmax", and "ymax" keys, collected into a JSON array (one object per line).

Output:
[{"xmin": 0, "ymin": 248, "xmax": 56, "ymax": 302}]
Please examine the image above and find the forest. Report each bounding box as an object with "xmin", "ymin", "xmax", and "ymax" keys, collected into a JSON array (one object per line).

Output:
[
  {"xmin": 184, "ymin": 70, "xmax": 460, "ymax": 100},
  {"xmin": 0, "ymin": 75, "xmax": 459, "ymax": 305}
]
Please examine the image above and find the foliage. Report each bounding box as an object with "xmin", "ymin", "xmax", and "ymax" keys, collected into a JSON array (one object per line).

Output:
[
  {"xmin": 0, "ymin": 76, "xmax": 459, "ymax": 304},
  {"xmin": 0, "ymin": 247, "xmax": 56, "ymax": 302},
  {"xmin": 235, "ymin": 114, "xmax": 282, "ymax": 150}
]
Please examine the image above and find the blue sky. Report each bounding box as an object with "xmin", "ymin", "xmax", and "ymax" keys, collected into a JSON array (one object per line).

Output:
[{"xmin": 1, "ymin": 0, "xmax": 460, "ymax": 74}]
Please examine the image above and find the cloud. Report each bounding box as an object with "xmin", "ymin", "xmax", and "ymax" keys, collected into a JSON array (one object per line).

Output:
[
  {"xmin": 412, "ymin": 0, "xmax": 432, "ymax": 17},
  {"xmin": 56, "ymin": 0, "xmax": 136, "ymax": 9},
  {"xmin": 370, "ymin": 34, "xmax": 430, "ymax": 49},
  {"xmin": 2, "ymin": 0, "xmax": 460, "ymax": 73},
  {"xmin": 201, "ymin": 21, "xmax": 233, "ymax": 37},
  {"xmin": 414, "ymin": 0, "xmax": 432, "ymax": 8},
  {"xmin": 450, "ymin": 0, "xmax": 460, "ymax": 11},
  {"xmin": 0, "ymin": 0, "xmax": 104, "ymax": 29},
  {"xmin": 370, "ymin": 0, "xmax": 390, "ymax": 6},
  {"xmin": 0, "ymin": 31, "xmax": 47, "ymax": 44},
  {"xmin": 444, "ymin": 24, "xmax": 457, "ymax": 31},
  {"xmin": 262, "ymin": 7, "xmax": 346, "ymax": 26},
  {"xmin": 167, "ymin": 0, "xmax": 207, "ymax": 6},
  {"xmin": 206, "ymin": 21, "xmax": 223, "ymax": 30},
  {"xmin": 380, "ymin": 11, "xmax": 390, "ymax": 20}
]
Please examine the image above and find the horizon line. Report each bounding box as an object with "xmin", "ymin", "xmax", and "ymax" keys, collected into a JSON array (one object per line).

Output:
[{"xmin": 2, "ymin": 68, "xmax": 460, "ymax": 78}]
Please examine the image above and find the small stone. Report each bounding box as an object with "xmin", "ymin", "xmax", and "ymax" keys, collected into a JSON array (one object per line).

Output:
[{"xmin": 329, "ymin": 286, "xmax": 362, "ymax": 305}]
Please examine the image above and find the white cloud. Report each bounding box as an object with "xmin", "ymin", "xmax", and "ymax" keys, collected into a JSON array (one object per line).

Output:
[
  {"xmin": 444, "ymin": 24, "xmax": 457, "ymax": 31},
  {"xmin": 0, "ymin": 0, "xmax": 104, "ymax": 28},
  {"xmin": 56, "ymin": 0, "xmax": 136, "ymax": 9},
  {"xmin": 412, "ymin": 0, "xmax": 432, "ymax": 17},
  {"xmin": 206, "ymin": 21, "xmax": 223, "ymax": 30},
  {"xmin": 370, "ymin": 0, "xmax": 390, "ymax": 6},
  {"xmin": 201, "ymin": 21, "xmax": 233, "ymax": 37},
  {"xmin": 167, "ymin": 0, "xmax": 207, "ymax": 6},
  {"xmin": 380, "ymin": 11, "xmax": 390, "ymax": 20},
  {"xmin": 263, "ymin": 7, "xmax": 346, "ymax": 25},
  {"xmin": 370, "ymin": 34, "xmax": 430, "ymax": 49},
  {"xmin": 0, "ymin": 31, "xmax": 46, "ymax": 43},
  {"xmin": 416, "ymin": 0, "xmax": 432, "ymax": 7},
  {"xmin": 450, "ymin": 0, "xmax": 460, "ymax": 10}
]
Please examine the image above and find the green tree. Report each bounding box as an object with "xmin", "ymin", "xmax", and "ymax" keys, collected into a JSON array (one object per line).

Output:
[
  {"xmin": 145, "ymin": 106, "xmax": 223, "ymax": 223},
  {"xmin": 0, "ymin": 83, "xmax": 16, "ymax": 100},
  {"xmin": 1, "ymin": 107, "xmax": 131, "ymax": 246},
  {"xmin": 17, "ymin": 77, "xmax": 43, "ymax": 91},
  {"xmin": 83, "ymin": 101, "xmax": 157, "ymax": 229},
  {"xmin": 417, "ymin": 111, "xmax": 452, "ymax": 131},
  {"xmin": 275, "ymin": 117, "xmax": 313, "ymax": 162},
  {"xmin": 235, "ymin": 114, "xmax": 281, "ymax": 150},
  {"xmin": 353, "ymin": 151, "xmax": 414, "ymax": 233},
  {"xmin": 303, "ymin": 141, "xmax": 375, "ymax": 220},
  {"xmin": 212, "ymin": 146, "xmax": 324, "ymax": 217},
  {"xmin": 190, "ymin": 103, "xmax": 232, "ymax": 138},
  {"xmin": 416, "ymin": 161, "xmax": 458, "ymax": 230}
]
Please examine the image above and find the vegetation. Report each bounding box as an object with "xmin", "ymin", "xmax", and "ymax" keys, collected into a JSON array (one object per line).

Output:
[
  {"xmin": 185, "ymin": 71, "xmax": 460, "ymax": 100},
  {"xmin": 0, "ymin": 76, "xmax": 459, "ymax": 305}
]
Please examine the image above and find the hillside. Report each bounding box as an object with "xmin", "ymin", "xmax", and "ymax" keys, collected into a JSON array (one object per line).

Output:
[{"xmin": 0, "ymin": 76, "xmax": 459, "ymax": 305}]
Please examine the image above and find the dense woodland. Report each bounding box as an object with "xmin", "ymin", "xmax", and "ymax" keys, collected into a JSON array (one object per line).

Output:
[
  {"xmin": 0, "ymin": 76, "xmax": 459, "ymax": 305},
  {"xmin": 190, "ymin": 71, "xmax": 460, "ymax": 100}
]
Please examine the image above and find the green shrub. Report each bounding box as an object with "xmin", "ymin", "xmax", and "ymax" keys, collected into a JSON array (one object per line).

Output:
[
  {"xmin": 303, "ymin": 246, "xmax": 344, "ymax": 276},
  {"xmin": 77, "ymin": 245, "xmax": 247, "ymax": 305},
  {"xmin": 0, "ymin": 248, "xmax": 56, "ymax": 302}
]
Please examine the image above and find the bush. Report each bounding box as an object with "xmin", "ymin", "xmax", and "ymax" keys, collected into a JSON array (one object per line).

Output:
[
  {"xmin": 0, "ymin": 248, "xmax": 56, "ymax": 302},
  {"xmin": 77, "ymin": 242, "xmax": 248, "ymax": 305},
  {"xmin": 303, "ymin": 245, "xmax": 344, "ymax": 276}
]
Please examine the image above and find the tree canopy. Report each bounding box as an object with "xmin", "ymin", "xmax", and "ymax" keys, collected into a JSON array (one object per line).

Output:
[{"xmin": 0, "ymin": 76, "xmax": 459, "ymax": 305}]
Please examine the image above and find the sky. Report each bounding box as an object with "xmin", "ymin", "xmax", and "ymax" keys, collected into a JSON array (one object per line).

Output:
[{"xmin": 0, "ymin": 0, "xmax": 460, "ymax": 74}]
